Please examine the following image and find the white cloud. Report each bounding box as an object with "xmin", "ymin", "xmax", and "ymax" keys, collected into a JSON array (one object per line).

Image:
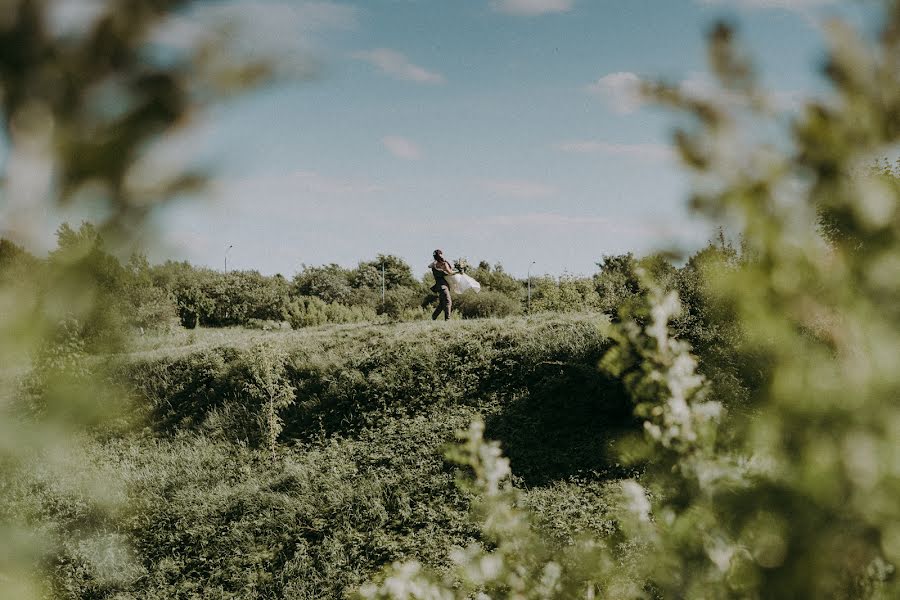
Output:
[
  {"xmin": 586, "ymin": 72, "xmax": 643, "ymax": 114},
  {"xmin": 352, "ymin": 49, "xmax": 446, "ymax": 84},
  {"xmin": 490, "ymin": 0, "xmax": 574, "ymax": 16},
  {"xmin": 383, "ymin": 136, "xmax": 423, "ymax": 160},
  {"xmin": 555, "ymin": 140, "xmax": 674, "ymax": 161},
  {"xmin": 480, "ymin": 179, "xmax": 557, "ymax": 199}
]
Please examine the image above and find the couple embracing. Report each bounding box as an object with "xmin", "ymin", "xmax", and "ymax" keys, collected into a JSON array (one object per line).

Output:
[{"xmin": 428, "ymin": 248, "xmax": 481, "ymax": 321}]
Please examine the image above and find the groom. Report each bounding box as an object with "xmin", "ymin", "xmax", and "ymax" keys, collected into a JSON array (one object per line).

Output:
[{"xmin": 429, "ymin": 249, "xmax": 455, "ymax": 320}]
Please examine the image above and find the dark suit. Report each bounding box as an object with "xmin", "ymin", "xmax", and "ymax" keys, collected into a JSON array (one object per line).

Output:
[{"xmin": 430, "ymin": 260, "xmax": 453, "ymax": 320}]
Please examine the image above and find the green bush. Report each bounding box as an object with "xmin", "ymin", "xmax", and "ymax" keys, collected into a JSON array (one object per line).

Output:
[
  {"xmin": 292, "ymin": 263, "xmax": 354, "ymax": 304},
  {"xmin": 530, "ymin": 275, "xmax": 602, "ymax": 313},
  {"xmin": 379, "ymin": 286, "xmax": 426, "ymax": 320},
  {"xmin": 463, "ymin": 261, "xmax": 523, "ymax": 298},
  {"xmin": 453, "ymin": 290, "xmax": 523, "ymax": 319},
  {"xmin": 284, "ymin": 296, "xmax": 378, "ymax": 328}
]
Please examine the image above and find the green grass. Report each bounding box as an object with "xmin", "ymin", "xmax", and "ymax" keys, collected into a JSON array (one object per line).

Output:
[{"xmin": 8, "ymin": 312, "xmax": 637, "ymax": 598}]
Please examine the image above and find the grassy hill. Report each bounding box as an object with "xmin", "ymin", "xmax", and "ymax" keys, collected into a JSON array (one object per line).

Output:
[{"xmin": 8, "ymin": 313, "xmax": 641, "ymax": 598}]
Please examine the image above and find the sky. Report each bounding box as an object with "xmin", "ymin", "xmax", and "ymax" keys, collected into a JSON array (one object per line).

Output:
[{"xmin": 1, "ymin": 0, "xmax": 881, "ymax": 278}]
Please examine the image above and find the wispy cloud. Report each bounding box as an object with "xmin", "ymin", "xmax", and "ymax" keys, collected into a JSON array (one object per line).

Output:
[
  {"xmin": 153, "ymin": 1, "xmax": 357, "ymax": 50},
  {"xmin": 490, "ymin": 0, "xmax": 575, "ymax": 16},
  {"xmin": 383, "ymin": 136, "xmax": 423, "ymax": 160},
  {"xmin": 443, "ymin": 212, "xmax": 675, "ymax": 237},
  {"xmin": 213, "ymin": 169, "xmax": 384, "ymax": 219},
  {"xmin": 587, "ymin": 70, "xmax": 805, "ymax": 115},
  {"xmin": 697, "ymin": 0, "xmax": 833, "ymax": 11},
  {"xmin": 555, "ymin": 140, "xmax": 674, "ymax": 161},
  {"xmin": 479, "ymin": 179, "xmax": 557, "ymax": 199},
  {"xmin": 351, "ymin": 48, "xmax": 446, "ymax": 84},
  {"xmin": 586, "ymin": 72, "xmax": 643, "ymax": 114}
]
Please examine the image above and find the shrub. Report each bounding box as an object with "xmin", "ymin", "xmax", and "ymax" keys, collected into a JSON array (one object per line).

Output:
[
  {"xmin": 453, "ymin": 290, "xmax": 523, "ymax": 319},
  {"xmin": 241, "ymin": 342, "xmax": 295, "ymax": 459},
  {"xmin": 292, "ymin": 263, "xmax": 354, "ymax": 304},
  {"xmin": 284, "ymin": 296, "xmax": 377, "ymax": 328},
  {"xmin": 379, "ymin": 286, "xmax": 425, "ymax": 320},
  {"xmin": 530, "ymin": 275, "xmax": 602, "ymax": 313},
  {"xmin": 465, "ymin": 261, "xmax": 523, "ymax": 298},
  {"xmin": 128, "ymin": 286, "xmax": 178, "ymax": 331}
]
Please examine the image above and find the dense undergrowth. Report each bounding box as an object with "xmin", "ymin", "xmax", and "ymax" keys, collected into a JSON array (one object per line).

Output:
[{"xmin": 4, "ymin": 313, "xmax": 640, "ymax": 598}]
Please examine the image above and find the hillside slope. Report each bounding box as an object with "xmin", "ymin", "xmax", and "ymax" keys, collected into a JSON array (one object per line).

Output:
[{"xmin": 11, "ymin": 313, "xmax": 639, "ymax": 598}]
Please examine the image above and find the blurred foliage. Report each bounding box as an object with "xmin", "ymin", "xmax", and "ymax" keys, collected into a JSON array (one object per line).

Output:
[{"xmin": 0, "ymin": 0, "xmax": 282, "ymax": 596}]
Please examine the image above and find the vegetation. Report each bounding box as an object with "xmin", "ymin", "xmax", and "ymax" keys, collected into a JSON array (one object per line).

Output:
[
  {"xmin": 2, "ymin": 0, "xmax": 899, "ymax": 599},
  {"xmin": 2, "ymin": 225, "xmax": 693, "ymax": 335},
  {"xmin": 5, "ymin": 314, "xmax": 632, "ymax": 598}
]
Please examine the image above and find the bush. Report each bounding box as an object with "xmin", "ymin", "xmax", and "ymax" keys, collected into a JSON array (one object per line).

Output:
[
  {"xmin": 453, "ymin": 290, "xmax": 522, "ymax": 319},
  {"xmin": 29, "ymin": 315, "xmax": 630, "ymax": 598},
  {"xmin": 379, "ymin": 286, "xmax": 425, "ymax": 320},
  {"xmin": 284, "ymin": 296, "xmax": 377, "ymax": 328},
  {"xmin": 530, "ymin": 275, "xmax": 602, "ymax": 313},
  {"xmin": 128, "ymin": 286, "xmax": 178, "ymax": 331},
  {"xmin": 292, "ymin": 263, "xmax": 354, "ymax": 304},
  {"xmin": 464, "ymin": 261, "xmax": 523, "ymax": 298}
]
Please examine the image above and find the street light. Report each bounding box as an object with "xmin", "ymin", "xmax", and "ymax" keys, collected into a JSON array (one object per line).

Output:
[
  {"xmin": 225, "ymin": 244, "xmax": 233, "ymax": 273},
  {"xmin": 527, "ymin": 261, "xmax": 536, "ymax": 314}
]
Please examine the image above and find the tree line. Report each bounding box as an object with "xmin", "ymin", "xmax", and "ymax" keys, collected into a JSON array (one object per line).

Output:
[{"xmin": 0, "ymin": 221, "xmax": 745, "ymax": 347}]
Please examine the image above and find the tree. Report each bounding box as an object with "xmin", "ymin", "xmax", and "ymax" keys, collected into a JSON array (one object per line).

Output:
[
  {"xmin": 354, "ymin": 254, "xmax": 417, "ymax": 291},
  {"xmin": 464, "ymin": 260, "xmax": 522, "ymax": 298},
  {"xmin": 293, "ymin": 263, "xmax": 354, "ymax": 304}
]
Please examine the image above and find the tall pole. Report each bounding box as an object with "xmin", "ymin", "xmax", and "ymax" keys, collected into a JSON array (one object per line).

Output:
[
  {"xmin": 381, "ymin": 262, "xmax": 386, "ymax": 309},
  {"xmin": 225, "ymin": 244, "xmax": 233, "ymax": 273},
  {"xmin": 527, "ymin": 261, "xmax": 535, "ymax": 314}
]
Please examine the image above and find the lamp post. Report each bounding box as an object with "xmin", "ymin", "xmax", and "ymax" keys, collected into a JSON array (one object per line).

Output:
[
  {"xmin": 224, "ymin": 244, "xmax": 233, "ymax": 273},
  {"xmin": 527, "ymin": 261, "xmax": 536, "ymax": 314}
]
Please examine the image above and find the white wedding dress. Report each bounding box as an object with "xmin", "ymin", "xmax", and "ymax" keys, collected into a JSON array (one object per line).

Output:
[{"xmin": 447, "ymin": 273, "xmax": 481, "ymax": 294}]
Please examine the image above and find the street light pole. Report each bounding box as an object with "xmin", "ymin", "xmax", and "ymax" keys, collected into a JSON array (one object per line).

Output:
[
  {"xmin": 381, "ymin": 262, "xmax": 386, "ymax": 309},
  {"xmin": 225, "ymin": 245, "xmax": 233, "ymax": 273},
  {"xmin": 527, "ymin": 261, "xmax": 535, "ymax": 314}
]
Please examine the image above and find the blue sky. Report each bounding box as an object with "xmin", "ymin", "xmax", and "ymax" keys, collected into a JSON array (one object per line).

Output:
[{"xmin": 2, "ymin": 0, "xmax": 879, "ymax": 277}]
